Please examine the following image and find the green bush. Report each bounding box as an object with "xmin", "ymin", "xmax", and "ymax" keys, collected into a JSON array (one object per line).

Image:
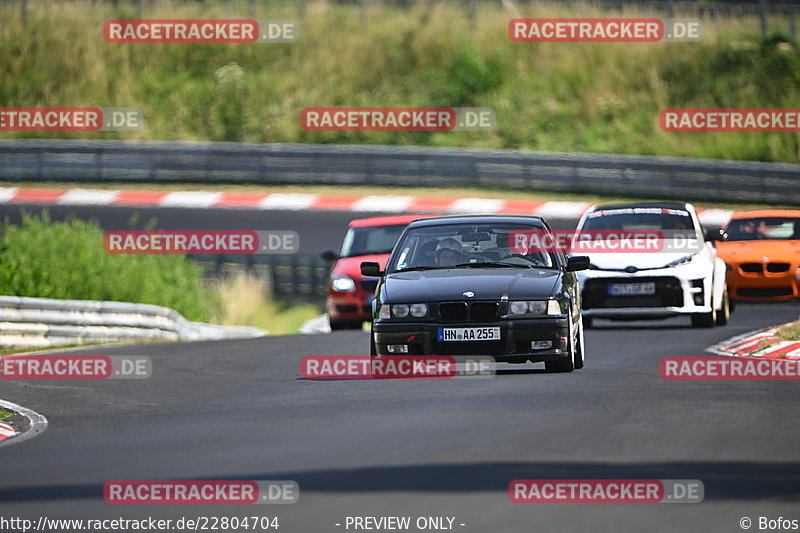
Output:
[{"xmin": 0, "ymin": 213, "xmax": 220, "ymax": 321}]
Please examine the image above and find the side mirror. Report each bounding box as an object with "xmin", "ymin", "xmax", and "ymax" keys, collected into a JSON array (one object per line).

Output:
[
  {"xmin": 360, "ymin": 262, "xmax": 383, "ymax": 277},
  {"xmin": 704, "ymin": 228, "xmax": 726, "ymax": 242},
  {"xmin": 320, "ymin": 249, "xmax": 338, "ymax": 261},
  {"xmin": 566, "ymin": 255, "xmax": 590, "ymax": 272}
]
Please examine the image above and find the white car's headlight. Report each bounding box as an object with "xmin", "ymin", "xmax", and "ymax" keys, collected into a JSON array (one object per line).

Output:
[
  {"xmin": 666, "ymin": 254, "xmax": 698, "ymax": 268},
  {"xmin": 331, "ymin": 274, "xmax": 356, "ymax": 292},
  {"xmin": 508, "ymin": 300, "xmax": 561, "ymax": 316}
]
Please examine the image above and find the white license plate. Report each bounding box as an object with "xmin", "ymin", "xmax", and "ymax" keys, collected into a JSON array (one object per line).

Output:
[
  {"xmin": 608, "ymin": 282, "xmax": 656, "ymax": 296},
  {"xmin": 438, "ymin": 327, "xmax": 501, "ymax": 342}
]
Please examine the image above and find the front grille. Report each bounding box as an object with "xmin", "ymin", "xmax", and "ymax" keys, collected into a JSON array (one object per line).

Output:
[
  {"xmin": 335, "ymin": 305, "xmax": 358, "ymax": 313},
  {"xmin": 439, "ymin": 302, "xmax": 468, "ymax": 321},
  {"xmin": 766, "ymin": 263, "xmax": 790, "ymax": 273},
  {"xmin": 437, "ymin": 301, "xmax": 499, "ymax": 322},
  {"xmin": 582, "ymin": 277, "xmax": 683, "ymax": 309},
  {"xmin": 736, "ymin": 287, "xmax": 794, "ymax": 298},
  {"xmin": 740, "ymin": 263, "xmax": 762, "ymax": 273},
  {"xmin": 471, "ymin": 302, "xmax": 499, "ymax": 321},
  {"xmin": 360, "ymin": 279, "xmax": 379, "ymax": 292}
]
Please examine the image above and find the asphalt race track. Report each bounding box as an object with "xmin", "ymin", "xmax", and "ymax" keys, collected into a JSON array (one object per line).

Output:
[
  {"xmin": 0, "ymin": 203, "xmax": 798, "ymax": 533},
  {"xmin": 0, "ymin": 204, "xmax": 581, "ymax": 256},
  {"xmin": 0, "ymin": 301, "xmax": 798, "ymax": 532}
]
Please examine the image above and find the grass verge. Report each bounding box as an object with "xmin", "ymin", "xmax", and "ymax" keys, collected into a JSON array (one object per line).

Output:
[
  {"xmin": 777, "ymin": 321, "xmax": 800, "ymax": 341},
  {"xmin": 0, "ymin": 409, "xmax": 13, "ymax": 420},
  {"xmin": 1, "ymin": 1, "xmax": 799, "ymax": 162},
  {"xmin": 214, "ymin": 274, "xmax": 322, "ymax": 335}
]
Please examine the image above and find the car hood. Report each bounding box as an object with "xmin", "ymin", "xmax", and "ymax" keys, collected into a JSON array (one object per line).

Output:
[
  {"xmin": 333, "ymin": 253, "xmax": 390, "ymax": 278},
  {"xmin": 586, "ymin": 252, "xmax": 705, "ymax": 271},
  {"xmin": 382, "ymin": 268, "xmax": 562, "ymax": 302},
  {"xmin": 717, "ymin": 240, "xmax": 800, "ymax": 263}
]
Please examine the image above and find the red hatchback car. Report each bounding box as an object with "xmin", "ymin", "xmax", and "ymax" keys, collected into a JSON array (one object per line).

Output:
[{"xmin": 321, "ymin": 214, "xmax": 431, "ymax": 330}]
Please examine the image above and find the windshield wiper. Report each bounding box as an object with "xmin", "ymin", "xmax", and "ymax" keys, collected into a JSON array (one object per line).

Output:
[
  {"xmin": 453, "ymin": 261, "xmax": 533, "ymax": 269},
  {"xmin": 393, "ymin": 266, "xmax": 444, "ymax": 273}
]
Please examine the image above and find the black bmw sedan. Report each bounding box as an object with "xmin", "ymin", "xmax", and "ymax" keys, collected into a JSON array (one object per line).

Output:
[{"xmin": 361, "ymin": 215, "xmax": 590, "ymax": 372}]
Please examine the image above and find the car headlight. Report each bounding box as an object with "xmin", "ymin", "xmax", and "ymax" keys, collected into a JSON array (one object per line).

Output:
[
  {"xmin": 392, "ymin": 304, "xmax": 410, "ymax": 318},
  {"xmin": 547, "ymin": 300, "xmax": 562, "ymax": 315},
  {"xmin": 665, "ymin": 254, "xmax": 697, "ymax": 268},
  {"xmin": 508, "ymin": 300, "xmax": 561, "ymax": 316},
  {"xmin": 409, "ymin": 303, "xmax": 428, "ymax": 317},
  {"xmin": 330, "ymin": 274, "xmax": 356, "ymax": 292},
  {"xmin": 382, "ymin": 303, "xmax": 428, "ymax": 319}
]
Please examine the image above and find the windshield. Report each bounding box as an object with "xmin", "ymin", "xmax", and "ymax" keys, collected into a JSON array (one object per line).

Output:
[
  {"xmin": 339, "ymin": 224, "xmax": 407, "ymax": 258},
  {"xmin": 387, "ymin": 223, "xmax": 556, "ymax": 273},
  {"xmin": 582, "ymin": 207, "xmax": 696, "ymax": 231},
  {"xmin": 725, "ymin": 217, "xmax": 800, "ymax": 241}
]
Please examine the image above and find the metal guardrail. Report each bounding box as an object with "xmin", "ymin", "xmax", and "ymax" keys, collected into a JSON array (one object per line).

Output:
[
  {"xmin": 190, "ymin": 253, "xmax": 331, "ymax": 302},
  {"xmin": 0, "ymin": 295, "xmax": 266, "ymax": 348},
  {"xmin": 0, "ymin": 140, "xmax": 798, "ymax": 204}
]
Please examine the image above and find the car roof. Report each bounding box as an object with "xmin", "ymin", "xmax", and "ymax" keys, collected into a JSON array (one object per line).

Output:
[
  {"xmin": 347, "ymin": 214, "xmax": 437, "ymax": 227},
  {"xmin": 406, "ymin": 214, "xmax": 547, "ymax": 228},
  {"xmin": 729, "ymin": 209, "xmax": 800, "ymax": 219},
  {"xmin": 588, "ymin": 201, "xmax": 690, "ymax": 211}
]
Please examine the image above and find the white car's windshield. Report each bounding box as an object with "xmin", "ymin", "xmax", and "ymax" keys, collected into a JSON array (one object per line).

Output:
[{"xmin": 582, "ymin": 207, "xmax": 696, "ymax": 232}]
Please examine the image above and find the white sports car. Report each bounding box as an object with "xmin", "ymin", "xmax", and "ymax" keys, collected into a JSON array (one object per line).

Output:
[{"xmin": 574, "ymin": 202, "xmax": 730, "ymax": 328}]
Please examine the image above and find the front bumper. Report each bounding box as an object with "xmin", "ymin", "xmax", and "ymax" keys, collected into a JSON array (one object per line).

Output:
[
  {"xmin": 326, "ymin": 291, "xmax": 373, "ymax": 322},
  {"xmin": 579, "ymin": 272, "xmax": 712, "ymax": 319},
  {"xmin": 372, "ymin": 317, "xmax": 570, "ymax": 362},
  {"xmin": 726, "ymin": 265, "xmax": 800, "ymax": 301}
]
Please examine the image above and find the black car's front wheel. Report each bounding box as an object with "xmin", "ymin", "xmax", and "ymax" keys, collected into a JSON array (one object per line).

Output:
[
  {"xmin": 545, "ymin": 313, "xmax": 581, "ymax": 373},
  {"xmin": 369, "ymin": 328, "xmax": 377, "ymax": 356}
]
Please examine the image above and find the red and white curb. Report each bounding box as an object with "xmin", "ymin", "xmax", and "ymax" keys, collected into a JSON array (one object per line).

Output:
[
  {"xmin": 0, "ymin": 420, "xmax": 18, "ymax": 442},
  {"xmin": 709, "ymin": 327, "xmax": 800, "ymax": 360},
  {"xmin": 0, "ymin": 187, "xmax": 734, "ymax": 224},
  {"xmin": 0, "ymin": 399, "xmax": 48, "ymax": 447}
]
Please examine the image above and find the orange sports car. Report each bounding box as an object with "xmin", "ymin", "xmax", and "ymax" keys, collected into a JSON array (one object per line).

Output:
[{"xmin": 716, "ymin": 210, "xmax": 800, "ymax": 301}]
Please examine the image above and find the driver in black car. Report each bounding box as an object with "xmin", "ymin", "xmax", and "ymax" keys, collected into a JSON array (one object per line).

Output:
[{"xmin": 435, "ymin": 238, "xmax": 463, "ymax": 267}]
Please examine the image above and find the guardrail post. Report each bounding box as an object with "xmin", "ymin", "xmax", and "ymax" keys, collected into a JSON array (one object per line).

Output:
[{"xmin": 759, "ymin": 0, "xmax": 768, "ymax": 40}]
